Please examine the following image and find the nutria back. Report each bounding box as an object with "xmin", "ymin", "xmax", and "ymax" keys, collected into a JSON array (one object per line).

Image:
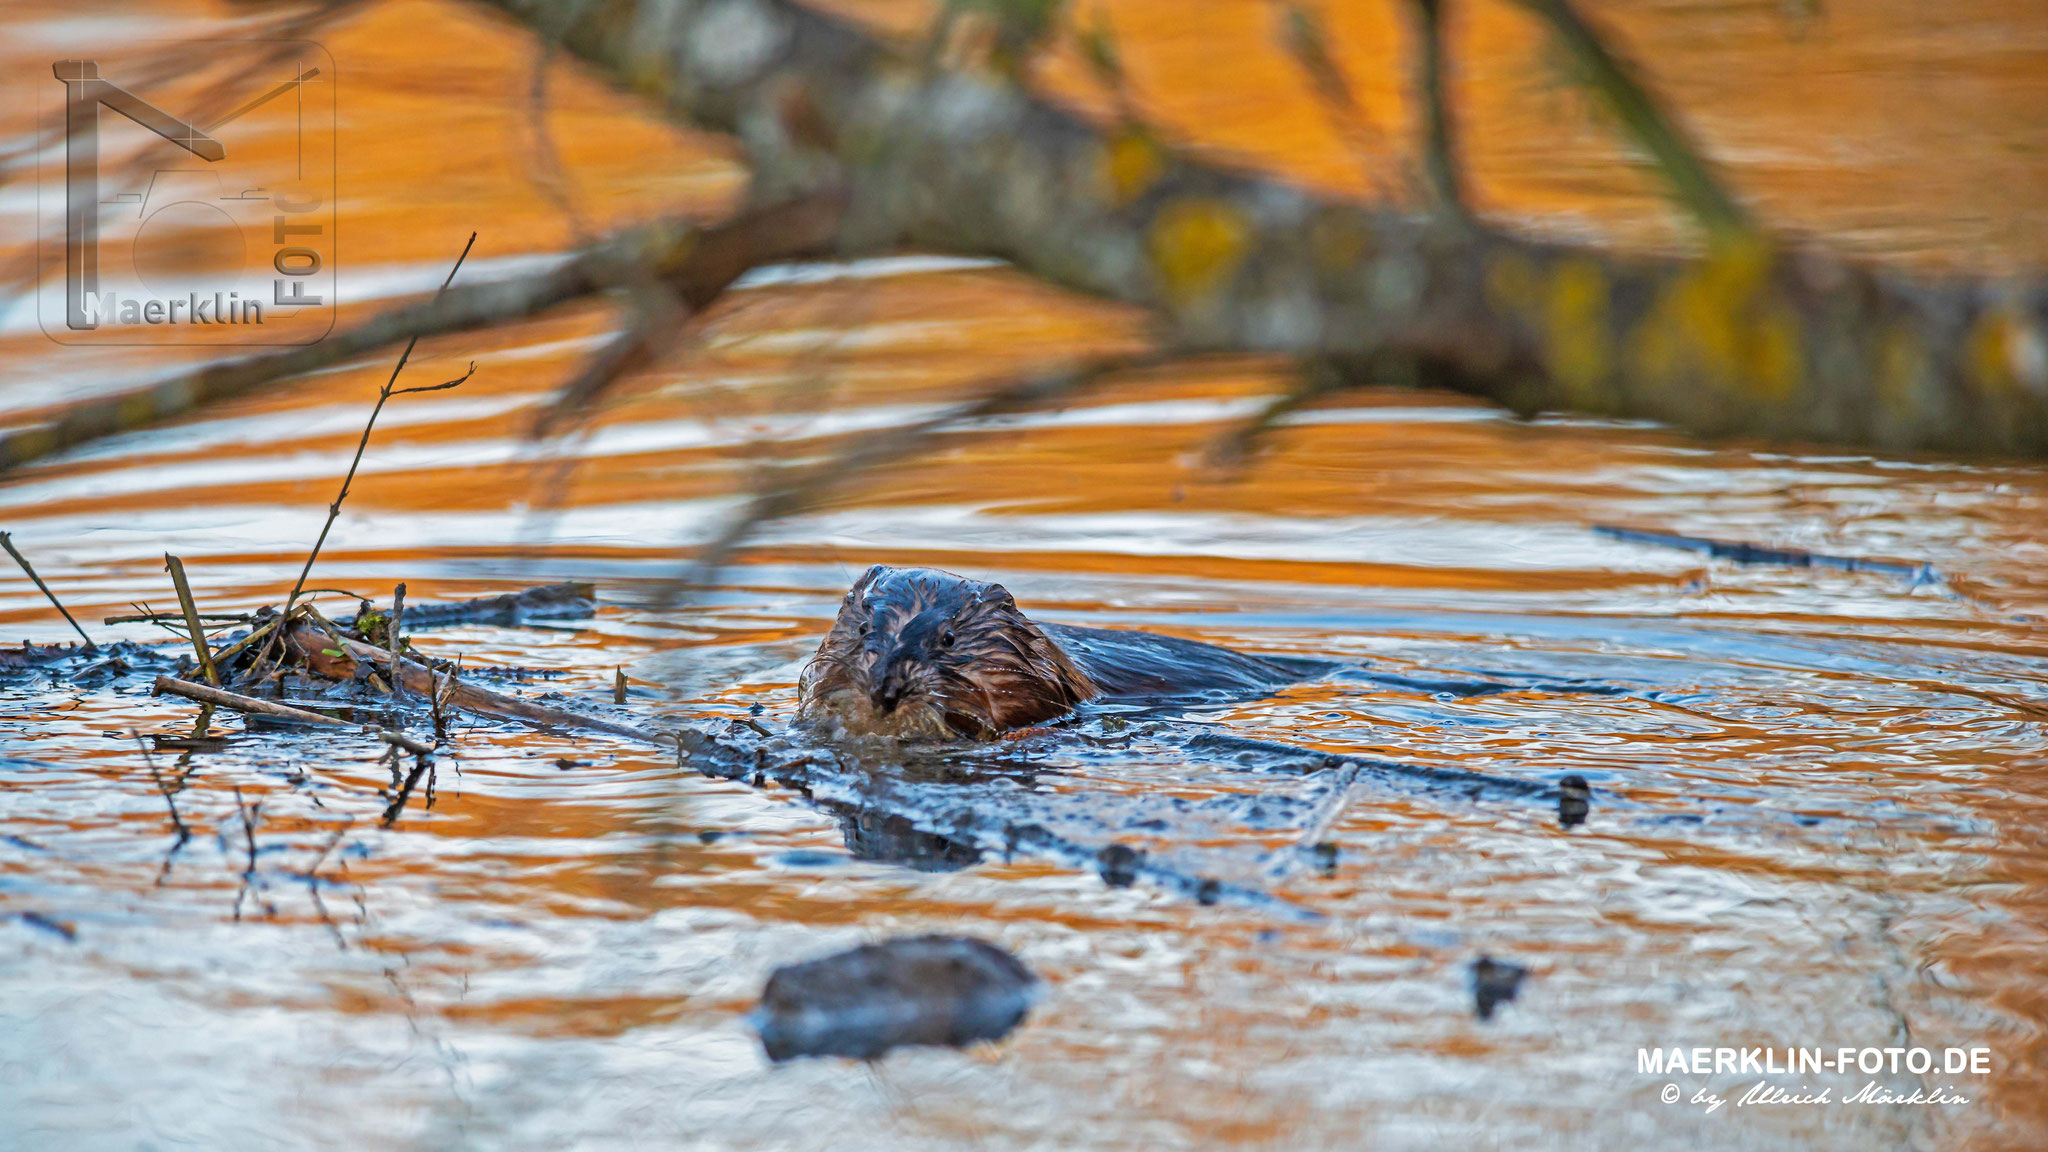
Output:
[{"xmin": 1038, "ymin": 622, "xmax": 1310, "ymax": 699}]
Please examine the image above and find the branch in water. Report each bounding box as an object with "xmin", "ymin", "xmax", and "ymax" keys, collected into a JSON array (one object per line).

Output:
[{"xmin": 0, "ymin": 193, "xmax": 848, "ymax": 477}]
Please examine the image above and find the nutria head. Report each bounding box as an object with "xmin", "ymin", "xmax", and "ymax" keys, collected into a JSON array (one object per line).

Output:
[{"xmin": 798, "ymin": 566, "xmax": 1096, "ymax": 740}]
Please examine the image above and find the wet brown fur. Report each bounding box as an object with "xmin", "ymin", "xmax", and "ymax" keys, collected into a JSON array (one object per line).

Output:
[{"xmin": 798, "ymin": 566, "xmax": 1097, "ymax": 740}]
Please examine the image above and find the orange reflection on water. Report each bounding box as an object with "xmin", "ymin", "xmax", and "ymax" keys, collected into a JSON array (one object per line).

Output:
[{"xmin": 2, "ymin": 0, "xmax": 2047, "ymax": 1148}]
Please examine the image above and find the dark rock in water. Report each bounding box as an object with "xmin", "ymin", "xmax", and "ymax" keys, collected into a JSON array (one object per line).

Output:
[
  {"xmin": 1470, "ymin": 955, "xmax": 1528, "ymax": 1021},
  {"xmin": 1310, "ymin": 841, "xmax": 1340, "ymax": 876},
  {"xmin": 1096, "ymin": 843, "xmax": 1144, "ymax": 888},
  {"xmin": 1557, "ymin": 774, "xmax": 1591, "ymax": 828},
  {"xmin": 753, "ymin": 935, "xmax": 1038, "ymax": 1062}
]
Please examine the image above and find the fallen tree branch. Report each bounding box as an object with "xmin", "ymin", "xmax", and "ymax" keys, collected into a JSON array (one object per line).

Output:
[
  {"xmin": 153, "ymin": 674, "xmax": 437, "ymax": 757},
  {"xmin": 489, "ymin": 0, "xmax": 2048, "ymax": 455},
  {"xmin": 281, "ymin": 623, "xmax": 666, "ymax": 745}
]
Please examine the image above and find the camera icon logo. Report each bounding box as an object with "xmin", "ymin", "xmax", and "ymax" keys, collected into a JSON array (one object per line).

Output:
[{"xmin": 36, "ymin": 45, "xmax": 336, "ymax": 346}]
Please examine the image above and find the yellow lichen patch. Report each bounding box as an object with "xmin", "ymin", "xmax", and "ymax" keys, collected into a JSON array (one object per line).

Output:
[
  {"xmin": 1628, "ymin": 237, "xmax": 1802, "ymax": 403},
  {"xmin": 1100, "ymin": 127, "xmax": 1165, "ymax": 208},
  {"xmin": 1968, "ymin": 307, "xmax": 2048, "ymax": 397},
  {"xmin": 1149, "ymin": 197, "xmax": 1249, "ymax": 305},
  {"xmin": 1541, "ymin": 258, "xmax": 1611, "ymax": 405}
]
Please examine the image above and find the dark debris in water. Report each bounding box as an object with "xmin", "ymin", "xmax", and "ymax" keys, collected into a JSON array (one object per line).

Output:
[
  {"xmin": 0, "ymin": 639, "xmax": 176, "ymax": 685},
  {"xmin": 1592, "ymin": 524, "xmax": 1942, "ymax": 586},
  {"xmin": 1558, "ymin": 774, "xmax": 1591, "ymax": 828},
  {"xmin": 1097, "ymin": 843, "xmax": 1144, "ymax": 888},
  {"xmin": 151, "ymin": 733, "xmax": 233, "ymax": 754},
  {"xmin": 1310, "ymin": 841, "xmax": 1340, "ymax": 875},
  {"xmin": 1470, "ymin": 955, "xmax": 1529, "ymax": 1021},
  {"xmin": 753, "ymin": 934, "xmax": 1038, "ymax": 1062},
  {"xmin": 17, "ymin": 910, "xmax": 78, "ymax": 942},
  {"xmin": 337, "ymin": 582, "xmax": 595, "ymax": 633}
]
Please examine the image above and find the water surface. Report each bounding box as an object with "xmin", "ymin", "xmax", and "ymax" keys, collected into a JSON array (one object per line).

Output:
[{"xmin": 3, "ymin": 1, "xmax": 2047, "ymax": 1148}]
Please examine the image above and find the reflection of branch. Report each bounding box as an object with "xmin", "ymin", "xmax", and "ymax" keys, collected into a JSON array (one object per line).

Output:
[
  {"xmin": 136, "ymin": 734, "xmax": 193, "ymax": 849},
  {"xmin": 522, "ymin": 0, "xmax": 595, "ymax": 241},
  {"xmin": 0, "ymin": 193, "xmax": 846, "ymax": 477},
  {"xmin": 662, "ymin": 352, "xmax": 1162, "ymax": 602},
  {"xmin": 1276, "ymin": 2, "xmax": 1409, "ymax": 202},
  {"xmin": 1408, "ymin": 0, "xmax": 1472, "ymax": 226},
  {"xmin": 1203, "ymin": 357, "xmax": 1354, "ymax": 470},
  {"xmin": 1508, "ymin": 0, "xmax": 1751, "ymax": 240},
  {"xmin": 293, "ymin": 817, "xmax": 356, "ymax": 951},
  {"xmin": 230, "ymin": 784, "xmax": 266, "ymax": 922}
]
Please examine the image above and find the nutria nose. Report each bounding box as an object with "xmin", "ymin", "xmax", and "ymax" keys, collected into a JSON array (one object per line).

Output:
[{"xmin": 872, "ymin": 682, "xmax": 903, "ymax": 714}]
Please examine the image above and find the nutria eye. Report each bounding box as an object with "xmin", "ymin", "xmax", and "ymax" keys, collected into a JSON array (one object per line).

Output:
[
  {"xmin": 940, "ymin": 630, "xmax": 956, "ymax": 647},
  {"xmin": 858, "ymin": 622, "xmax": 871, "ymax": 637}
]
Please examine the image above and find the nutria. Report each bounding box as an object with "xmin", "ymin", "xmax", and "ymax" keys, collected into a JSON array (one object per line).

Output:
[{"xmin": 797, "ymin": 565, "xmax": 1310, "ymax": 740}]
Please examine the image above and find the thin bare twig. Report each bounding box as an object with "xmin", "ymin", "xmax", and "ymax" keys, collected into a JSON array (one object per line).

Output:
[
  {"xmin": 102, "ymin": 610, "xmax": 251, "ymax": 626},
  {"xmin": 212, "ymin": 617, "xmax": 278, "ymax": 685},
  {"xmin": 387, "ymin": 583, "xmax": 408, "ymax": 702},
  {"xmin": 428, "ymin": 656, "xmax": 450, "ymax": 742},
  {"xmin": 164, "ymin": 554, "xmax": 220, "ymax": 684},
  {"xmin": 239, "ymin": 234, "xmax": 478, "ymax": 682},
  {"xmin": 0, "ymin": 532, "xmax": 95, "ymax": 650},
  {"xmin": 280, "ymin": 233, "xmax": 479, "ymax": 618}
]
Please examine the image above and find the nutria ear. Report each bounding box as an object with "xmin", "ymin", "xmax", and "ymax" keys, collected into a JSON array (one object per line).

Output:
[
  {"xmin": 980, "ymin": 581, "xmax": 1018, "ymax": 608},
  {"xmin": 850, "ymin": 564, "xmax": 887, "ymax": 594}
]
